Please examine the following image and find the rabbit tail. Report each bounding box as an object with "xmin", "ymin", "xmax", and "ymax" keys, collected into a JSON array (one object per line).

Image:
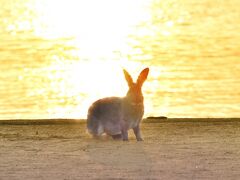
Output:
[{"xmin": 87, "ymin": 116, "xmax": 104, "ymax": 136}]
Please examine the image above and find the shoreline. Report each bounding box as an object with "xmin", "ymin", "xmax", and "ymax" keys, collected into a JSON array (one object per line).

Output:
[{"xmin": 0, "ymin": 117, "xmax": 239, "ymax": 125}]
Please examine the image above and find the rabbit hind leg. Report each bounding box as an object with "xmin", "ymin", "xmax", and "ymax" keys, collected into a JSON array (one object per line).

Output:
[{"xmin": 112, "ymin": 134, "xmax": 122, "ymax": 140}]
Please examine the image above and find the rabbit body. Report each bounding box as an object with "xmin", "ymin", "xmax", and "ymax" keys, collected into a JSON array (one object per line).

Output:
[{"xmin": 87, "ymin": 68, "xmax": 149, "ymax": 141}]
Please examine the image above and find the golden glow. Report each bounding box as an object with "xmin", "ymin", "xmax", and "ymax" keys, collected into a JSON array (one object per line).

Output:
[
  {"xmin": 23, "ymin": 0, "xmax": 152, "ymax": 118},
  {"xmin": 1, "ymin": 0, "xmax": 239, "ymax": 119},
  {"xmin": 48, "ymin": 58, "xmax": 150, "ymax": 118},
  {"xmin": 33, "ymin": 0, "xmax": 150, "ymax": 38},
  {"xmin": 32, "ymin": 0, "xmax": 152, "ymax": 66}
]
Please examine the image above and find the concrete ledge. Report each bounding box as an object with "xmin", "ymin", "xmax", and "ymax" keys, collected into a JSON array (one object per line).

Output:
[
  {"xmin": 0, "ymin": 118, "xmax": 239, "ymax": 125},
  {"xmin": 0, "ymin": 119, "xmax": 85, "ymax": 125}
]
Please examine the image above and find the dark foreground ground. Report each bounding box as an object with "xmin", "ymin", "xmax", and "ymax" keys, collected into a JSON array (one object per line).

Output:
[{"xmin": 0, "ymin": 118, "xmax": 240, "ymax": 180}]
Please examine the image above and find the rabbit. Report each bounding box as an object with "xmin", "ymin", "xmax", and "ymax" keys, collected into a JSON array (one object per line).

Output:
[{"xmin": 87, "ymin": 67, "xmax": 149, "ymax": 141}]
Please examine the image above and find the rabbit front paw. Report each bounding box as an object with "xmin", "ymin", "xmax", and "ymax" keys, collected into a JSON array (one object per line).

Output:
[{"xmin": 137, "ymin": 137, "xmax": 144, "ymax": 141}]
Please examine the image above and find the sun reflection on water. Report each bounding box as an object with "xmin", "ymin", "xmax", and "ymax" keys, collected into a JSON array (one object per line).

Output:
[
  {"xmin": 32, "ymin": 0, "xmax": 151, "ymax": 38},
  {"xmin": 47, "ymin": 58, "xmax": 152, "ymax": 118},
  {"xmin": 2, "ymin": 0, "xmax": 238, "ymax": 119},
  {"xmin": 23, "ymin": 0, "xmax": 153, "ymax": 118}
]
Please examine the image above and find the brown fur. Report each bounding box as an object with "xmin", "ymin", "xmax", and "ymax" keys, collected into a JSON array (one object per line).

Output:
[{"xmin": 87, "ymin": 68, "xmax": 149, "ymax": 141}]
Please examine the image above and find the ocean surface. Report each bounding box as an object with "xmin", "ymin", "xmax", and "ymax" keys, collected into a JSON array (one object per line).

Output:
[{"xmin": 0, "ymin": 0, "xmax": 239, "ymax": 119}]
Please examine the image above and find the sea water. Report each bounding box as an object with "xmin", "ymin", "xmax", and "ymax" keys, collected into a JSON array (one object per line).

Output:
[{"xmin": 0, "ymin": 0, "xmax": 239, "ymax": 119}]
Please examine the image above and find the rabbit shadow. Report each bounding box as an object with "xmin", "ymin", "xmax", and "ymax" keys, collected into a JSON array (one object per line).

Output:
[{"xmin": 83, "ymin": 133, "xmax": 154, "ymax": 178}]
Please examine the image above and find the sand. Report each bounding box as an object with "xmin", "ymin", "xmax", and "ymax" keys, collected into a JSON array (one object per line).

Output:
[{"xmin": 0, "ymin": 118, "xmax": 240, "ymax": 180}]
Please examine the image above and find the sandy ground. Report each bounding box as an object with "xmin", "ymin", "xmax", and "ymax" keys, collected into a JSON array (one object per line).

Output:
[{"xmin": 0, "ymin": 118, "xmax": 240, "ymax": 180}]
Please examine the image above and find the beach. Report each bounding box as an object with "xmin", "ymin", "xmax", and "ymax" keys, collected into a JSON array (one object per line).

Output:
[{"xmin": 1, "ymin": 118, "xmax": 240, "ymax": 180}]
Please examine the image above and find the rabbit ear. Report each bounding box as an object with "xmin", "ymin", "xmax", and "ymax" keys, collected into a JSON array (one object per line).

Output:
[
  {"xmin": 123, "ymin": 69, "xmax": 134, "ymax": 87},
  {"xmin": 137, "ymin": 68, "xmax": 149, "ymax": 87}
]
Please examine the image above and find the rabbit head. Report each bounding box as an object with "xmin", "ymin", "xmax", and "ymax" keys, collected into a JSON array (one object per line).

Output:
[{"xmin": 123, "ymin": 68, "xmax": 149, "ymax": 106}]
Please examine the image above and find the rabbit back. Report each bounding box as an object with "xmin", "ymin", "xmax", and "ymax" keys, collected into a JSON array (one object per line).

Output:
[{"xmin": 87, "ymin": 97, "xmax": 123, "ymax": 136}]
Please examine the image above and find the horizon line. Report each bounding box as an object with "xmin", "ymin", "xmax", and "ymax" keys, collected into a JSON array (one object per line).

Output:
[{"xmin": 0, "ymin": 117, "xmax": 240, "ymax": 125}]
